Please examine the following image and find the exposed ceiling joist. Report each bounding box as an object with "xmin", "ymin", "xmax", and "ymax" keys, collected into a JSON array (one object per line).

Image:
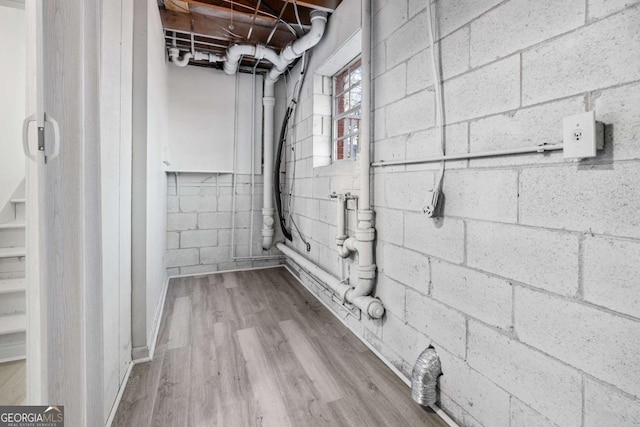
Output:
[
  {"xmin": 160, "ymin": 8, "xmax": 297, "ymax": 49},
  {"xmin": 181, "ymin": 0, "xmax": 311, "ymax": 25},
  {"xmin": 285, "ymin": 0, "xmax": 338, "ymax": 13},
  {"xmin": 159, "ymin": 0, "xmax": 341, "ymax": 70}
]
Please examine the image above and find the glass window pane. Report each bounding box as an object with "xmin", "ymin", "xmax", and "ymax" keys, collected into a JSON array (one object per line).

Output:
[
  {"xmin": 350, "ymin": 85, "xmax": 361, "ymax": 108},
  {"xmin": 333, "ymin": 58, "xmax": 361, "ymax": 162},
  {"xmin": 336, "ymin": 138, "xmax": 345, "ymax": 160},
  {"xmin": 349, "ymin": 118, "xmax": 359, "ymax": 135},
  {"xmin": 336, "ymin": 118, "xmax": 346, "ymax": 139},
  {"xmin": 350, "ymin": 63, "xmax": 362, "ymax": 85},
  {"xmin": 336, "ymin": 93, "xmax": 347, "ymax": 114},
  {"xmin": 335, "ymin": 70, "xmax": 348, "ymax": 94},
  {"xmin": 345, "ymin": 137, "xmax": 352, "ymax": 159}
]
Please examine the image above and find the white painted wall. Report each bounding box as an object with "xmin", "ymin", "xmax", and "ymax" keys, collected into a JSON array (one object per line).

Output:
[
  {"xmin": 166, "ymin": 66, "xmax": 262, "ymax": 174},
  {"xmin": 131, "ymin": 0, "xmax": 170, "ymax": 358},
  {"xmin": 0, "ymin": 5, "xmax": 26, "ymax": 211},
  {"xmin": 100, "ymin": 0, "xmax": 133, "ymax": 418},
  {"xmin": 145, "ymin": 0, "xmax": 169, "ymax": 351}
]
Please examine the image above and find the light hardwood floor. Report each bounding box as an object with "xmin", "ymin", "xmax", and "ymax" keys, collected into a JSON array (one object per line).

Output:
[
  {"xmin": 0, "ymin": 360, "xmax": 26, "ymax": 405},
  {"xmin": 114, "ymin": 267, "xmax": 448, "ymax": 427}
]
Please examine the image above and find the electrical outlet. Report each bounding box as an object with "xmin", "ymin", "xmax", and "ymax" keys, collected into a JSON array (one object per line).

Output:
[{"xmin": 563, "ymin": 111, "xmax": 603, "ymax": 160}]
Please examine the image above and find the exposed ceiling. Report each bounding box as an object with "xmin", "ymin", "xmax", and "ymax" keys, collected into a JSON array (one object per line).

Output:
[{"xmin": 159, "ymin": 0, "xmax": 341, "ymax": 73}]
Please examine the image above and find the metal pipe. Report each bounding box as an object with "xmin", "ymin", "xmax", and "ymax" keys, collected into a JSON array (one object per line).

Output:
[
  {"xmin": 372, "ymin": 143, "xmax": 564, "ymax": 167},
  {"xmin": 232, "ymin": 255, "xmax": 285, "ymax": 261}
]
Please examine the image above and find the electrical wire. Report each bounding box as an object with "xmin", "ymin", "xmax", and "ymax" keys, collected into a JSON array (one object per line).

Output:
[
  {"xmin": 291, "ymin": 0, "xmax": 304, "ymax": 33},
  {"xmin": 266, "ymin": 1, "xmax": 290, "ymax": 45},
  {"xmin": 426, "ymin": 0, "xmax": 446, "ymax": 210},
  {"xmin": 247, "ymin": 0, "xmax": 263, "ymax": 39}
]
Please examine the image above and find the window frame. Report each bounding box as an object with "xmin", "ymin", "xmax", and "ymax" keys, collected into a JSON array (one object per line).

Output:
[{"xmin": 332, "ymin": 56, "xmax": 362, "ymax": 162}]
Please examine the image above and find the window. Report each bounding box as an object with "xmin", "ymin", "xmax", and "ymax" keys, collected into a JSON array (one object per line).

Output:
[{"xmin": 333, "ymin": 58, "xmax": 361, "ymax": 161}]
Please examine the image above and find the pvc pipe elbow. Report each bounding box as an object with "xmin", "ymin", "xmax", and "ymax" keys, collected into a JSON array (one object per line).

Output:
[
  {"xmin": 337, "ymin": 245, "xmax": 351, "ymax": 258},
  {"xmin": 344, "ymin": 237, "xmax": 358, "ymax": 253},
  {"xmin": 169, "ymin": 48, "xmax": 192, "ymax": 67},
  {"xmin": 262, "ymin": 236, "xmax": 273, "ymax": 250},
  {"xmin": 350, "ymin": 295, "xmax": 385, "ymax": 319}
]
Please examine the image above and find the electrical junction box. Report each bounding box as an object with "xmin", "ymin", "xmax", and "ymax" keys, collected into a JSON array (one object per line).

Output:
[{"xmin": 563, "ymin": 111, "xmax": 604, "ymax": 160}]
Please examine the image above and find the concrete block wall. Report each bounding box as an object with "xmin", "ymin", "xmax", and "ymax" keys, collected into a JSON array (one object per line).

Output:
[
  {"xmin": 280, "ymin": 0, "xmax": 640, "ymax": 426},
  {"xmin": 165, "ymin": 173, "xmax": 282, "ymax": 276}
]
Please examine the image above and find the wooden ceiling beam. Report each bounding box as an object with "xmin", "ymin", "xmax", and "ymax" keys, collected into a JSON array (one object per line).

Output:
[
  {"xmin": 283, "ymin": 0, "xmax": 338, "ymax": 12},
  {"xmin": 160, "ymin": 8, "xmax": 297, "ymax": 49},
  {"xmin": 181, "ymin": 0, "xmax": 311, "ymax": 25}
]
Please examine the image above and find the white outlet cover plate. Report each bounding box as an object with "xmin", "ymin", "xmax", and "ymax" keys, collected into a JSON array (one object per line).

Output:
[{"xmin": 563, "ymin": 111, "xmax": 597, "ymax": 159}]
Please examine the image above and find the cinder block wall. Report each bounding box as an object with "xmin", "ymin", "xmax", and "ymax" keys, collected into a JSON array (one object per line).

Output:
[
  {"xmin": 281, "ymin": 0, "xmax": 640, "ymax": 426},
  {"xmin": 165, "ymin": 173, "xmax": 282, "ymax": 276}
]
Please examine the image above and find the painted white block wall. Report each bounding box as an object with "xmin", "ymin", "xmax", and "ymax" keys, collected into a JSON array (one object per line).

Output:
[
  {"xmin": 165, "ymin": 173, "xmax": 282, "ymax": 275},
  {"xmin": 0, "ymin": 5, "xmax": 26, "ymax": 210},
  {"xmin": 279, "ymin": 0, "xmax": 640, "ymax": 426}
]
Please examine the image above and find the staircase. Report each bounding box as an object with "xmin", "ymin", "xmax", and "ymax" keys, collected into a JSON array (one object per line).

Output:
[{"xmin": 0, "ymin": 189, "xmax": 26, "ymax": 363}]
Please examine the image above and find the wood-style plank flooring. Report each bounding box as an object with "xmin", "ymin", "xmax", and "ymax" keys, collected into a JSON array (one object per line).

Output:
[
  {"xmin": 0, "ymin": 360, "xmax": 26, "ymax": 405},
  {"xmin": 114, "ymin": 267, "xmax": 447, "ymax": 427}
]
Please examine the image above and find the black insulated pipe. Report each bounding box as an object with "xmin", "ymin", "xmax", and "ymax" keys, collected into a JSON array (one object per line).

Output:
[{"xmin": 274, "ymin": 105, "xmax": 293, "ymax": 241}]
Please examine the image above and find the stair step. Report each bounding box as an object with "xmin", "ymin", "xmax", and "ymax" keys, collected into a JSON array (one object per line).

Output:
[
  {"xmin": 0, "ymin": 313, "xmax": 26, "ymax": 335},
  {"xmin": 0, "ymin": 221, "xmax": 25, "ymax": 230},
  {"xmin": 0, "ymin": 248, "xmax": 26, "ymax": 259},
  {"xmin": 10, "ymin": 199, "xmax": 25, "ymax": 205},
  {"xmin": 0, "ymin": 279, "xmax": 25, "ymax": 294}
]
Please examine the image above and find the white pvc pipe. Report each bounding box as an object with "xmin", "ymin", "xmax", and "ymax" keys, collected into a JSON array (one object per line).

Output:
[
  {"xmin": 276, "ymin": 242, "xmax": 350, "ymax": 300},
  {"xmin": 262, "ymin": 81, "xmax": 276, "ymax": 250},
  {"xmin": 324, "ymin": 1, "xmax": 380, "ymax": 317},
  {"xmin": 168, "ymin": 47, "xmax": 224, "ymax": 67},
  {"xmin": 259, "ymin": 10, "xmax": 328, "ymax": 250},
  {"xmin": 350, "ymin": 0, "xmax": 377, "ymax": 302},
  {"xmin": 168, "ymin": 47, "xmax": 192, "ymax": 67},
  {"xmin": 276, "ymin": 242, "xmax": 384, "ymax": 318},
  {"xmin": 359, "ymin": 0, "xmax": 372, "ymax": 212},
  {"xmin": 371, "ymin": 143, "xmax": 564, "ymax": 167},
  {"xmin": 224, "ymin": 44, "xmax": 288, "ymax": 76},
  {"xmin": 336, "ymin": 196, "xmax": 352, "ymax": 258}
]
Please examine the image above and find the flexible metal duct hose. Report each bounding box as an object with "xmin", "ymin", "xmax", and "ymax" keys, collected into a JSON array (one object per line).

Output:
[{"xmin": 411, "ymin": 347, "xmax": 442, "ymax": 406}]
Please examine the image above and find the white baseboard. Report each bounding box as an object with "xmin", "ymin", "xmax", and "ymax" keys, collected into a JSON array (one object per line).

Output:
[
  {"xmin": 105, "ymin": 360, "xmax": 133, "ymax": 427},
  {"xmin": 131, "ymin": 345, "xmax": 149, "ymax": 363},
  {"xmin": 167, "ymin": 263, "xmax": 284, "ymax": 280}
]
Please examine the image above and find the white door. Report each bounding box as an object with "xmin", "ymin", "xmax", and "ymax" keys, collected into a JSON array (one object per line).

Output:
[{"xmin": 24, "ymin": 0, "xmax": 133, "ymax": 423}]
